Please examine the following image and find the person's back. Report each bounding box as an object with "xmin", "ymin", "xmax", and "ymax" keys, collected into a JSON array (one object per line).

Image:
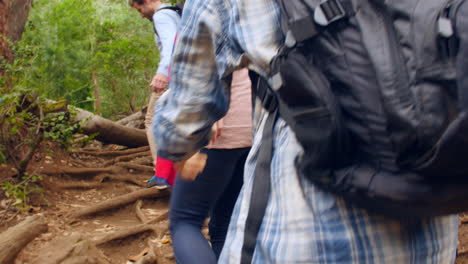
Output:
[
  {"xmin": 130, "ymin": 0, "xmax": 180, "ymax": 188},
  {"xmin": 129, "ymin": 0, "xmax": 180, "ymax": 162},
  {"xmin": 169, "ymin": 68, "xmax": 252, "ymax": 264},
  {"xmin": 153, "ymin": 0, "xmax": 459, "ymax": 263}
]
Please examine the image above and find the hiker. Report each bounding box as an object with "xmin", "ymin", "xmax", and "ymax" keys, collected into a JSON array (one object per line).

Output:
[
  {"xmin": 168, "ymin": 68, "xmax": 252, "ymax": 263},
  {"xmin": 154, "ymin": 0, "xmax": 458, "ymax": 263},
  {"xmin": 129, "ymin": 0, "xmax": 180, "ymax": 188}
]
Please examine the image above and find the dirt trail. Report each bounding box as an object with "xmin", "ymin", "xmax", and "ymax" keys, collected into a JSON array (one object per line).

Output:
[
  {"xmin": 1, "ymin": 141, "xmax": 468, "ymax": 263},
  {"xmin": 0, "ymin": 143, "xmax": 180, "ymax": 264}
]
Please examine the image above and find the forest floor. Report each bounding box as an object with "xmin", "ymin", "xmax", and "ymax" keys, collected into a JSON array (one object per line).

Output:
[
  {"xmin": 1, "ymin": 140, "xmax": 468, "ymax": 263},
  {"xmin": 0, "ymin": 141, "xmax": 182, "ymax": 264}
]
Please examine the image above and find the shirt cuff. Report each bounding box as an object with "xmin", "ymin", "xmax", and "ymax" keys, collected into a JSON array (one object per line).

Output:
[
  {"xmin": 156, "ymin": 64, "xmax": 170, "ymax": 76},
  {"xmin": 156, "ymin": 149, "xmax": 192, "ymax": 162}
]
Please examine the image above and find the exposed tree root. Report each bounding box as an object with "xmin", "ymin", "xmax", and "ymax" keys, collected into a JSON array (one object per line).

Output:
[
  {"xmin": 103, "ymin": 151, "xmax": 151, "ymax": 166},
  {"xmin": 115, "ymin": 162, "xmax": 154, "ymax": 173},
  {"xmin": 57, "ymin": 181, "xmax": 103, "ymax": 190},
  {"xmin": 134, "ymin": 242, "xmax": 157, "ymax": 264},
  {"xmin": 70, "ymin": 188, "xmax": 168, "ymax": 219},
  {"xmin": 41, "ymin": 166, "xmax": 116, "ymax": 177},
  {"xmin": 94, "ymin": 224, "xmax": 155, "ymax": 245},
  {"xmin": 153, "ymin": 221, "xmax": 170, "ymax": 239},
  {"xmin": 461, "ymin": 215, "xmax": 468, "ymax": 224},
  {"xmin": 69, "ymin": 159, "xmax": 90, "ymax": 168},
  {"xmin": 0, "ymin": 215, "xmax": 48, "ymax": 264},
  {"xmin": 99, "ymin": 174, "xmax": 145, "ymax": 187},
  {"xmin": 135, "ymin": 200, "xmax": 148, "ymax": 224},
  {"xmin": 459, "ymin": 248, "xmax": 468, "ymax": 256},
  {"xmin": 32, "ymin": 233, "xmax": 110, "ymax": 264},
  {"xmin": 132, "ymin": 157, "xmax": 153, "ymax": 166},
  {"xmin": 147, "ymin": 210, "xmax": 169, "ymax": 225},
  {"xmin": 72, "ymin": 146, "xmax": 150, "ymax": 157}
]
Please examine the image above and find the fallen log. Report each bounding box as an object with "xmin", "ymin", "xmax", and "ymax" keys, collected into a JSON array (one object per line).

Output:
[
  {"xmin": 0, "ymin": 215, "xmax": 48, "ymax": 264},
  {"xmin": 116, "ymin": 109, "xmax": 145, "ymax": 128},
  {"xmin": 70, "ymin": 188, "xmax": 168, "ymax": 219},
  {"xmin": 43, "ymin": 99, "xmax": 148, "ymax": 148},
  {"xmin": 73, "ymin": 107, "xmax": 148, "ymax": 148}
]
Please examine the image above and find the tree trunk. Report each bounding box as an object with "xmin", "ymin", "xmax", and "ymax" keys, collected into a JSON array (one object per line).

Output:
[
  {"xmin": 0, "ymin": 215, "xmax": 48, "ymax": 264},
  {"xmin": 0, "ymin": 0, "xmax": 33, "ymax": 65},
  {"xmin": 7, "ymin": 0, "xmax": 33, "ymax": 42},
  {"xmin": 0, "ymin": 0, "xmax": 11, "ymax": 65},
  {"xmin": 92, "ymin": 71, "xmax": 102, "ymax": 115}
]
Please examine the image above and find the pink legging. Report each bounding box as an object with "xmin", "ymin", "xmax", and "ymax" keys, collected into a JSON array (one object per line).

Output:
[{"xmin": 155, "ymin": 155, "xmax": 176, "ymax": 186}]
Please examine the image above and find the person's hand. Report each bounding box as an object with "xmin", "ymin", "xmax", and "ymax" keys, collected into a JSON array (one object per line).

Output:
[
  {"xmin": 150, "ymin": 73, "xmax": 169, "ymax": 92},
  {"xmin": 210, "ymin": 119, "xmax": 224, "ymax": 145},
  {"xmin": 174, "ymin": 152, "xmax": 208, "ymax": 181}
]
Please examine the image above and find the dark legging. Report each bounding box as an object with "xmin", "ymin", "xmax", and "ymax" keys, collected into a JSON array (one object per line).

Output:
[{"xmin": 169, "ymin": 147, "xmax": 249, "ymax": 264}]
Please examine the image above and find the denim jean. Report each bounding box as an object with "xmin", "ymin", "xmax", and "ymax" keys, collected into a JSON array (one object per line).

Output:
[{"xmin": 169, "ymin": 147, "xmax": 250, "ymax": 264}]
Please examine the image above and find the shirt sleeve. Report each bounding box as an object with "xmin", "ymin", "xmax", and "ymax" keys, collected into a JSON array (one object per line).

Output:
[
  {"xmin": 153, "ymin": 1, "xmax": 230, "ymax": 161},
  {"xmin": 153, "ymin": 11, "xmax": 179, "ymax": 76}
]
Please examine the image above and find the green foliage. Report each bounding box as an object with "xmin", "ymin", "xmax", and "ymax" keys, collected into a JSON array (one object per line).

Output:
[
  {"xmin": 0, "ymin": 145, "xmax": 6, "ymax": 164},
  {"xmin": 0, "ymin": 88, "xmax": 78, "ymax": 208},
  {"xmin": 0, "ymin": 174, "xmax": 43, "ymax": 209},
  {"xmin": 41, "ymin": 111, "xmax": 79, "ymax": 149},
  {"xmin": 12, "ymin": 0, "xmax": 158, "ymax": 118}
]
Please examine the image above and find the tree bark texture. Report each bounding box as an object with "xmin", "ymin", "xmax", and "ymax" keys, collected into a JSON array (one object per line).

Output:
[
  {"xmin": 0, "ymin": 215, "xmax": 48, "ymax": 264},
  {"xmin": 32, "ymin": 233, "xmax": 111, "ymax": 264},
  {"xmin": 0, "ymin": 0, "xmax": 33, "ymax": 64},
  {"xmin": 7, "ymin": 0, "xmax": 33, "ymax": 42},
  {"xmin": 74, "ymin": 107, "xmax": 149, "ymax": 147},
  {"xmin": 70, "ymin": 187, "xmax": 166, "ymax": 219}
]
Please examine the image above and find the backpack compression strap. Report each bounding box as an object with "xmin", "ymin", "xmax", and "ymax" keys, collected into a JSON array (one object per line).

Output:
[
  {"xmin": 240, "ymin": 77, "xmax": 278, "ymax": 264},
  {"xmin": 282, "ymin": 0, "xmax": 354, "ymax": 46}
]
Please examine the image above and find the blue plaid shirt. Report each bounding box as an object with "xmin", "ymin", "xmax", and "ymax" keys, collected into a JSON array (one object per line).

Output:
[{"xmin": 153, "ymin": 0, "xmax": 458, "ymax": 263}]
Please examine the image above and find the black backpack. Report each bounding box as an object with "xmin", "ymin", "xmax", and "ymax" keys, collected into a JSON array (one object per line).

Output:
[
  {"xmin": 241, "ymin": 1, "xmax": 468, "ymax": 262},
  {"xmin": 264, "ymin": 0, "xmax": 468, "ymax": 217}
]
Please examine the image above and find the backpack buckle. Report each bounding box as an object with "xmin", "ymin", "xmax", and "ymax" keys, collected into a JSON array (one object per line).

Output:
[
  {"xmin": 438, "ymin": 5, "xmax": 454, "ymax": 38},
  {"xmin": 314, "ymin": 0, "xmax": 347, "ymax": 26},
  {"xmin": 256, "ymin": 78, "xmax": 278, "ymax": 113}
]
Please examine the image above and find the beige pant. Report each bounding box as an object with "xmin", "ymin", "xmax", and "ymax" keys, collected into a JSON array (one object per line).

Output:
[{"xmin": 145, "ymin": 92, "xmax": 159, "ymax": 163}]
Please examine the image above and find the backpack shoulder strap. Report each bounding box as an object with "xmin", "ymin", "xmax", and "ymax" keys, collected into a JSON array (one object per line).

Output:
[
  {"xmin": 240, "ymin": 77, "xmax": 278, "ymax": 264},
  {"xmin": 152, "ymin": 5, "xmax": 182, "ymax": 36},
  {"xmin": 157, "ymin": 6, "xmax": 182, "ymax": 16}
]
